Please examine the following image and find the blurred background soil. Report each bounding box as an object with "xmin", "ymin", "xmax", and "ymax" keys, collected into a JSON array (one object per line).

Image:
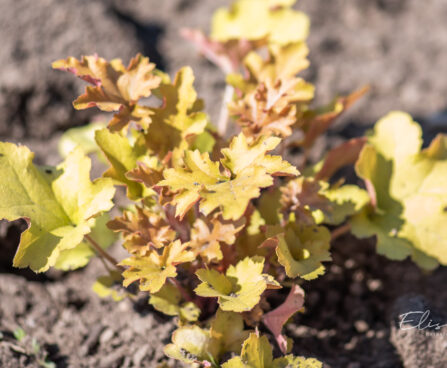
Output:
[{"xmin": 0, "ymin": 0, "xmax": 446, "ymax": 367}]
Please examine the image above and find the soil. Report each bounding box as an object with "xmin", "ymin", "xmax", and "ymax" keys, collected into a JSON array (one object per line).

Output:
[{"xmin": 1, "ymin": 0, "xmax": 446, "ymax": 367}]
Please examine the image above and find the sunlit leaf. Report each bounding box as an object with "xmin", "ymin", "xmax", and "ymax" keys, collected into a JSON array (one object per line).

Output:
[
  {"xmin": 351, "ymin": 112, "xmax": 447, "ymax": 268},
  {"xmin": 160, "ymin": 134, "xmax": 298, "ymax": 220},
  {"xmin": 195, "ymin": 257, "xmax": 279, "ymax": 312},
  {"xmin": 120, "ymin": 240, "xmax": 194, "ymax": 293},
  {"xmin": 53, "ymin": 54, "xmax": 161, "ymax": 131},
  {"xmin": 222, "ymin": 333, "xmax": 322, "ymax": 368},
  {"xmin": 188, "ymin": 217, "xmax": 244, "ymax": 263},
  {"xmin": 108, "ymin": 206, "xmax": 175, "ymax": 255},
  {"xmin": 211, "ymin": 0, "xmax": 309, "ymax": 46},
  {"xmin": 0, "ymin": 144, "xmax": 114, "ymax": 272}
]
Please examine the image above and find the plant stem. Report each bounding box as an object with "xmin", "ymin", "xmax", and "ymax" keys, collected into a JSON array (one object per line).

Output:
[
  {"xmin": 217, "ymin": 84, "xmax": 234, "ymax": 137},
  {"xmin": 169, "ymin": 278, "xmax": 193, "ymax": 302},
  {"xmin": 331, "ymin": 223, "xmax": 352, "ymax": 241},
  {"xmin": 85, "ymin": 234, "xmax": 124, "ymax": 272}
]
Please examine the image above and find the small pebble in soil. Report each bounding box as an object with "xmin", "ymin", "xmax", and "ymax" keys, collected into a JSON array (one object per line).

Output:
[
  {"xmin": 344, "ymin": 259, "xmax": 356, "ymax": 269},
  {"xmin": 99, "ymin": 328, "xmax": 114, "ymax": 344},
  {"xmin": 353, "ymin": 270, "xmax": 364, "ymax": 282},
  {"xmin": 367, "ymin": 279, "xmax": 382, "ymax": 291},
  {"xmin": 344, "ymin": 336, "xmax": 358, "ymax": 350},
  {"xmin": 354, "ymin": 320, "xmax": 369, "ymax": 333}
]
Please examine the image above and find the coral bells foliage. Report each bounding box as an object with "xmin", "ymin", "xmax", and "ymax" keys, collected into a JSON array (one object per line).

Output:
[{"xmin": 1, "ymin": 0, "xmax": 446, "ymax": 366}]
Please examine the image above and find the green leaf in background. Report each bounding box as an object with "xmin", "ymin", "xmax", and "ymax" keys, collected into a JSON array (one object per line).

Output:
[
  {"xmin": 92, "ymin": 271, "xmax": 128, "ymax": 302},
  {"xmin": 211, "ymin": 0, "xmax": 309, "ymax": 46},
  {"xmin": 0, "ymin": 143, "xmax": 115, "ymax": 272},
  {"xmin": 58, "ymin": 121, "xmax": 107, "ymax": 159},
  {"xmin": 149, "ymin": 283, "xmax": 200, "ymax": 322},
  {"xmin": 13, "ymin": 328, "xmax": 26, "ymax": 342},
  {"xmin": 351, "ymin": 111, "xmax": 447, "ymax": 269}
]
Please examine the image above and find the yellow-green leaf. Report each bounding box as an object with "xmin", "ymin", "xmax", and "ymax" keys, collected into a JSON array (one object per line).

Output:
[
  {"xmin": 149, "ymin": 283, "xmax": 200, "ymax": 322},
  {"xmin": 92, "ymin": 271, "xmax": 127, "ymax": 302},
  {"xmin": 195, "ymin": 257, "xmax": 277, "ymax": 312},
  {"xmin": 164, "ymin": 325, "xmax": 211, "ymax": 364},
  {"xmin": 221, "ymin": 134, "xmax": 298, "ymax": 176},
  {"xmin": 208, "ymin": 309, "xmax": 250, "ymax": 359},
  {"xmin": 0, "ymin": 143, "xmax": 115, "ymax": 272},
  {"xmin": 271, "ymin": 223, "xmax": 331, "ymax": 280},
  {"xmin": 95, "ymin": 128, "xmax": 153, "ymax": 200},
  {"xmin": 222, "ymin": 333, "xmax": 323, "ymax": 368},
  {"xmin": 211, "ymin": 0, "xmax": 309, "ymax": 46},
  {"xmin": 351, "ymin": 111, "xmax": 447, "ymax": 268},
  {"xmin": 323, "ymin": 185, "xmax": 370, "ymax": 225},
  {"xmin": 145, "ymin": 67, "xmax": 207, "ymax": 158},
  {"xmin": 54, "ymin": 213, "xmax": 116, "ymax": 270},
  {"xmin": 160, "ymin": 134, "xmax": 298, "ymax": 220},
  {"xmin": 58, "ymin": 121, "xmax": 107, "ymax": 159}
]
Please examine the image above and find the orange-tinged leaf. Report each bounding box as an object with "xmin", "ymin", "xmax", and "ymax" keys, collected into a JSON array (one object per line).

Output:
[
  {"xmin": 53, "ymin": 54, "xmax": 161, "ymax": 131},
  {"xmin": 108, "ymin": 206, "xmax": 175, "ymax": 255},
  {"xmin": 120, "ymin": 240, "xmax": 194, "ymax": 293},
  {"xmin": 298, "ymin": 86, "xmax": 369, "ymax": 149},
  {"xmin": 126, "ymin": 162, "xmax": 164, "ymax": 188},
  {"xmin": 315, "ymin": 137, "xmax": 367, "ymax": 181},
  {"xmin": 230, "ymin": 78, "xmax": 312, "ymax": 141},
  {"xmin": 181, "ymin": 28, "xmax": 260, "ymax": 74},
  {"xmin": 116, "ymin": 54, "xmax": 161, "ymax": 101},
  {"xmin": 188, "ymin": 217, "xmax": 245, "ymax": 263},
  {"xmin": 280, "ymin": 178, "xmax": 332, "ymax": 225}
]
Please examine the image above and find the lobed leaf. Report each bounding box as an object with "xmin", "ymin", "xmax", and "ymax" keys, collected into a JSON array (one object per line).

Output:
[
  {"xmin": 160, "ymin": 134, "xmax": 298, "ymax": 220},
  {"xmin": 351, "ymin": 111, "xmax": 447, "ymax": 269},
  {"xmin": 53, "ymin": 54, "xmax": 161, "ymax": 131},
  {"xmin": 120, "ymin": 240, "xmax": 194, "ymax": 293},
  {"xmin": 195, "ymin": 257, "xmax": 279, "ymax": 312},
  {"xmin": 0, "ymin": 143, "xmax": 115, "ymax": 272},
  {"xmin": 222, "ymin": 333, "xmax": 322, "ymax": 368},
  {"xmin": 211, "ymin": 0, "xmax": 309, "ymax": 46},
  {"xmin": 188, "ymin": 217, "xmax": 244, "ymax": 263},
  {"xmin": 149, "ymin": 283, "xmax": 200, "ymax": 322},
  {"xmin": 268, "ymin": 222, "xmax": 331, "ymax": 280}
]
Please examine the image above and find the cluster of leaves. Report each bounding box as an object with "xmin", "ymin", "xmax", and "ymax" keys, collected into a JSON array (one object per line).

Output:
[{"xmin": 1, "ymin": 0, "xmax": 446, "ymax": 366}]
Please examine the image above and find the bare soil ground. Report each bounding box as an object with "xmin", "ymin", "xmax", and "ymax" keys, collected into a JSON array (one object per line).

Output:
[{"xmin": 1, "ymin": 0, "xmax": 446, "ymax": 367}]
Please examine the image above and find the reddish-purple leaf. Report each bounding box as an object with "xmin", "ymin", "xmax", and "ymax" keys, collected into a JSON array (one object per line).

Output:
[{"xmin": 262, "ymin": 284, "xmax": 305, "ymax": 353}]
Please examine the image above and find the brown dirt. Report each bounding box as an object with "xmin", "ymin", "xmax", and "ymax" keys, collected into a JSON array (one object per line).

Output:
[{"xmin": 1, "ymin": 0, "xmax": 447, "ymax": 367}]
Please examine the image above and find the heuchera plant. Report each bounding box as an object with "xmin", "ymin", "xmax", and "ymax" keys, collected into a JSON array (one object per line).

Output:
[{"xmin": 1, "ymin": 0, "xmax": 446, "ymax": 366}]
